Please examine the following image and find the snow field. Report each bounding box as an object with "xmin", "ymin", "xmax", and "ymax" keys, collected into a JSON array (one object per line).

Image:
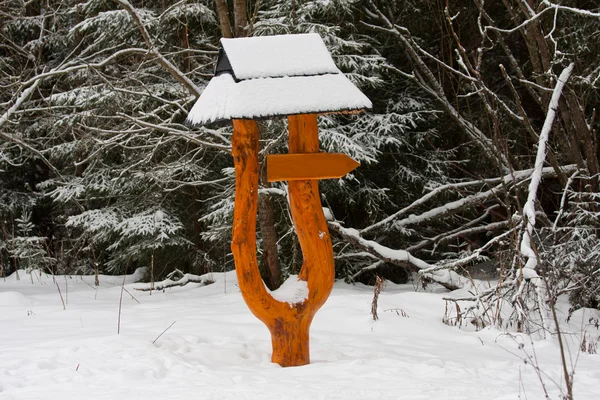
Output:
[{"xmin": 1, "ymin": 270, "xmax": 599, "ymax": 399}]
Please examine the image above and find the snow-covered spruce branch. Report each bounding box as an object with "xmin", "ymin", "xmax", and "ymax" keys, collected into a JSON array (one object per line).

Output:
[
  {"xmin": 100, "ymin": 85, "xmax": 189, "ymax": 114},
  {"xmin": 0, "ymin": 79, "xmax": 40, "ymax": 130},
  {"xmin": 117, "ymin": 114, "xmax": 231, "ymax": 151},
  {"xmin": 364, "ymin": 21, "xmax": 503, "ymax": 168},
  {"xmin": 113, "ymin": 0, "xmax": 201, "ymax": 97},
  {"xmin": 1, "ymin": 45, "xmax": 187, "ymax": 175},
  {"xmin": 327, "ymin": 219, "xmax": 468, "ymax": 290},
  {"xmin": 20, "ymin": 48, "xmax": 149, "ymax": 87},
  {"xmin": 0, "ymin": 79, "xmax": 62, "ymax": 177}
]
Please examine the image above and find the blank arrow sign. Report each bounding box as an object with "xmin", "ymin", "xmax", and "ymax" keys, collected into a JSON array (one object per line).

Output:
[{"xmin": 267, "ymin": 153, "xmax": 360, "ymax": 182}]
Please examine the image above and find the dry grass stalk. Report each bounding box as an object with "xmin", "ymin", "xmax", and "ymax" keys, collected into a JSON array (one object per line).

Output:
[
  {"xmin": 56, "ymin": 282, "xmax": 66, "ymax": 310},
  {"xmin": 371, "ymin": 275, "xmax": 384, "ymax": 321}
]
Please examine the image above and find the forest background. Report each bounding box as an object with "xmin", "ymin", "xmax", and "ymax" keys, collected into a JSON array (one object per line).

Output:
[{"xmin": 1, "ymin": 0, "xmax": 599, "ymax": 330}]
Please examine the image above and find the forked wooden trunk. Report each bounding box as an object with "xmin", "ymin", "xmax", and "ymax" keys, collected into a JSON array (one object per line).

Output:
[{"xmin": 231, "ymin": 115, "xmax": 335, "ymax": 367}]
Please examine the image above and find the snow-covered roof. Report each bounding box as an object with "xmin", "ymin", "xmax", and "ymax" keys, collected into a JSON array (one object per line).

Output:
[
  {"xmin": 187, "ymin": 33, "xmax": 371, "ymax": 125},
  {"xmin": 220, "ymin": 33, "xmax": 339, "ymax": 80}
]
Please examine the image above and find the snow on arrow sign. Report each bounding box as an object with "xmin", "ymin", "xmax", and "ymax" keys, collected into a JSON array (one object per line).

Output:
[{"xmin": 186, "ymin": 33, "xmax": 371, "ymax": 368}]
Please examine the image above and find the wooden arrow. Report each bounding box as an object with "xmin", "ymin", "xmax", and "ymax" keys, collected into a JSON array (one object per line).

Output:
[{"xmin": 267, "ymin": 153, "xmax": 359, "ymax": 182}]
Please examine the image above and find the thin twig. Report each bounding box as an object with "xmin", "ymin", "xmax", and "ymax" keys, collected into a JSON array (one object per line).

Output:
[
  {"xmin": 152, "ymin": 321, "xmax": 176, "ymax": 344},
  {"xmin": 56, "ymin": 282, "xmax": 66, "ymax": 310},
  {"xmin": 123, "ymin": 287, "xmax": 140, "ymax": 304},
  {"xmin": 118, "ymin": 273, "xmax": 126, "ymax": 334}
]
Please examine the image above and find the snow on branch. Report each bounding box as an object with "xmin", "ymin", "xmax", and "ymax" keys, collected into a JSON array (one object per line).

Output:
[
  {"xmin": 521, "ymin": 63, "xmax": 574, "ymax": 274},
  {"xmin": 361, "ymin": 165, "xmax": 577, "ymax": 234},
  {"xmin": 519, "ymin": 63, "xmax": 574, "ymax": 333},
  {"xmin": 134, "ymin": 269, "xmax": 213, "ymax": 291},
  {"xmin": 351, "ymin": 260, "xmax": 384, "ymax": 281},
  {"xmin": 327, "ymin": 219, "xmax": 468, "ymax": 290},
  {"xmin": 482, "ymin": 2, "xmax": 600, "ymax": 36},
  {"xmin": 0, "ymin": 80, "xmax": 40, "ymax": 130},
  {"xmin": 113, "ymin": 0, "xmax": 202, "ymax": 97},
  {"xmin": 21, "ymin": 48, "xmax": 148, "ymax": 87},
  {"xmin": 117, "ymin": 114, "xmax": 231, "ymax": 151},
  {"xmin": 541, "ymin": 1, "xmax": 600, "ymax": 18},
  {"xmin": 407, "ymin": 208, "xmax": 521, "ymax": 253},
  {"xmin": 0, "ymin": 79, "xmax": 62, "ymax": 177}
]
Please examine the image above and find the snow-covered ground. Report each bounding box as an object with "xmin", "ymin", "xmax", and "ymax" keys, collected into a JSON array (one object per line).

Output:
[{"xmin": 1, "ymin": 270, "xmax": 599, "ymax": 399}]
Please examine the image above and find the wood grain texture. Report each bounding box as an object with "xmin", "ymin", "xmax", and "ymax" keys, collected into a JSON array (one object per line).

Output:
[
  {"xmin": 231, "ymin": 115, "xmax": 335, "ymax": 367},
  {"xmin": 287, "ymin": 114, "xmax": 335, "ymax": 311}
]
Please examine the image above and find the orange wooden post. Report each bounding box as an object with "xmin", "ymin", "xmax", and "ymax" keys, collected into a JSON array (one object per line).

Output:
[
  {"xmin": 287, "ymin": 113, "xmax": 336, "ymax": 308},
  {"xmin": 231, "ymin": 115, "xmax": 335, "ymax": 367}
]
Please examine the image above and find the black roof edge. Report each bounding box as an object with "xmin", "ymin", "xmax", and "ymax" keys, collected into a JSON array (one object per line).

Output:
[{"xmin": 214, "ymin": 48, "xmax": 237, "ymax": 80}]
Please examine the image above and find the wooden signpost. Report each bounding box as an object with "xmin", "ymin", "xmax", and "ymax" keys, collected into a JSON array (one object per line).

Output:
[
  {"xmin": 232, "ymin": 114, "xmax": 340, "ymax": 366},
  {"xmin": 187, "ymin": 33, "xmax": 371, "ymax": 367}
]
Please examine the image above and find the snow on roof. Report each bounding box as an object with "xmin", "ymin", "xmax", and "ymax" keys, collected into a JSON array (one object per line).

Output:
[
  {"xmin": 186, "ymin": 33, "xmax": 371, "ymax": 125},
  {"xmin": 187, "ymin": 73, "xmax": 371, "ymax": 124},
  {"xmin": 220, "ymin": 33, "xmax": 339, "ymax": 80}
]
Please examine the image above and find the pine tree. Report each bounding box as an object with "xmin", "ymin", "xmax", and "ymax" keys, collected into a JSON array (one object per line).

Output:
[{"xmin": 8, "ymin": 211, "xmax": 54, "ymax": 274}]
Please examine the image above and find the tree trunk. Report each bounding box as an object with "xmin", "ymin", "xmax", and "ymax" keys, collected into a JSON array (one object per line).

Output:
[
  {"xmin": 233, "ymin": 0, "xmax": 249, "ymax": 37},
  {"xmin": 256, "ymin": 123, "xmax": 282, "ymax": 289},
  {"xmin": 270, "ymin": 315, "xmax": 311, "ymax": 367},
  {"xmin": 181, "ymin": 14, "xmax": 191, "ymax": 72},
  {"xmin": 258, "ymin": 168, "xmax": 282, "ymax": 290},
  {"xmin": 214, "ymin": 0, "xmax": 233, "ymax": 38}
]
